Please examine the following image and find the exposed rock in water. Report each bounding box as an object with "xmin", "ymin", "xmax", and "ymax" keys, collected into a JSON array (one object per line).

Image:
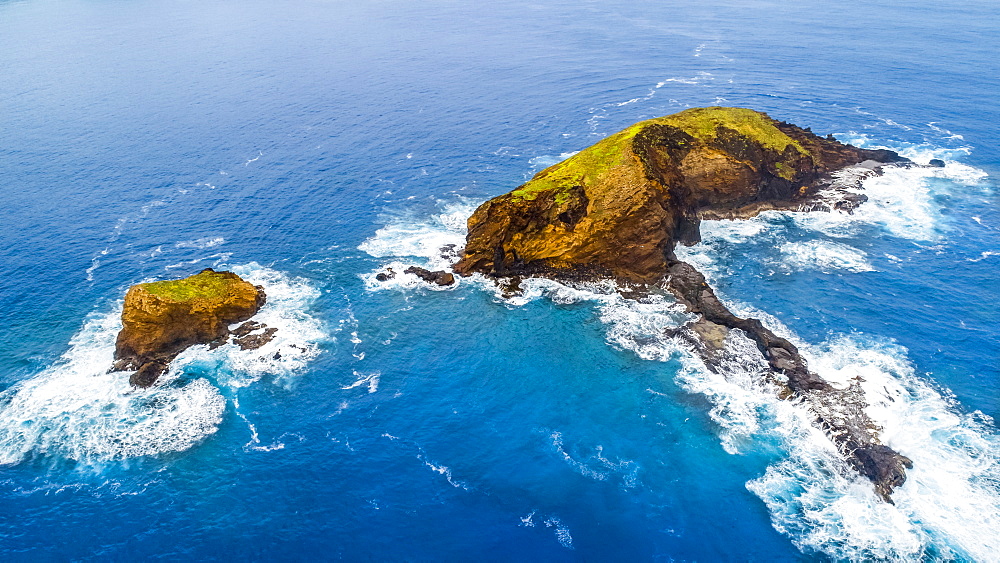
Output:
[
  {"xmin": 498, "ymin": 275, "xmax": 524, "ymax": 297},
  {"xmin": 665, "ymin": 261, "xmax": 912, "ymax": 502},
  {"xmin": 112, "ymin": 268, "xmax": 267, "ymax": 387},
  {"xmin": 375, "ymin": 268, "xmax": 396, "ymax": 282},
  {"xmin": 404, "ymin": 266, "xmax": 455, "ymax": 286},
  {"xmin": 231, "ymin": 320, "xmax": 279, "ymax": 350},
  {"xmin": 929, "ymin": 158, "xmax": 945, "ymax": 168},
  {"xmin": 453, "ymin": 107, "xmax": 912, "ymax": 501}
]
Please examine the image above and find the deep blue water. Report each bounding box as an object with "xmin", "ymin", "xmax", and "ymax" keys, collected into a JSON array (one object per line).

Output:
[{"xmin": 2, "ymin": 0, "xmax": 999, "ymax": 560}]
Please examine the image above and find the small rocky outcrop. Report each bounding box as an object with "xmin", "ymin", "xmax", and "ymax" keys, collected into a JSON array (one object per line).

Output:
[
  {"xmin": 230, "ymin": 320, "xmax": 279, "ymax": 351},
  {"xmin": 375, "ymin": 268, "xmax": 397, "ymax": 282},
  {"xmin": 112, "ymin": 268, "xmax": 266, "ymax": 387},
  {"xmin": 454, "ymin": 107, "xmax": 913, "ymax": 501},
  {"xmin": 404, "ymin": 266, "xmax": 455, "ymax": 286}
]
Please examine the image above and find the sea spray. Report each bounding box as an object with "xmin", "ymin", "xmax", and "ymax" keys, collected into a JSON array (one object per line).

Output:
[
  {"xmin": 176, "ymin": 263, "xmax": 327, "ymax": 388},
  {"xmin": 0, "ymin": 264, "xmax": 326, "ymax": 465},
  {"xmin": 0, "ymin": 305, "xmax": 226, "ymax": 465}
]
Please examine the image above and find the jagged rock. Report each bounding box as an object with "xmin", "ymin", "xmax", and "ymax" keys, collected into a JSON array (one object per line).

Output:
[
  {"xmin": 453, "ymin": 107, "xmax": 913, "ymax": 501},
  {"xmin": 498, "ymin": 275, "xmax": 524, "ymax": 297},
  {"xmin": 439, "ymin": 244, "xmax": 460, "ymax": 261},
  {"xmin": 664, "ymin": 261, "xmax": 912, "ymax": 501},
  {"xmin": 232, "ymin": 320, "xmax": 264, "ymax": 337},
  {"xmin": 112, "ymin": 268, "xmax": 266, "ymax": 387},
  {"xmin": 234, "ymin": 327, "xmax": 278, "ymax": 350},
  {"xmin": 375, "ymin": 268, "xmax": 396, "ymax": 282},
  {"xmin": 230, "ymin": 320, "xmax": 279, "ymax": 350},
  {"xmin": 404, "ymin": 266, "xmax": 455, "ymax": 286}
]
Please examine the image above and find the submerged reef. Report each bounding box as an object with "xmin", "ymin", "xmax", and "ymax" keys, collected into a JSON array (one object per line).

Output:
[
  {"xmin": 112, "ymin": 268, "xmax": 269, "ymax": 387},
  {"xmin": 454, "ymin": 107, "xmax": 913, "ymax": 502}
]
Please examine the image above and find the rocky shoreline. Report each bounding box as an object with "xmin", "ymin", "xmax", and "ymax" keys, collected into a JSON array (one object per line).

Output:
[{"xmin": 449, "ymin": 107, "xmax": 916, "ymax": 501}]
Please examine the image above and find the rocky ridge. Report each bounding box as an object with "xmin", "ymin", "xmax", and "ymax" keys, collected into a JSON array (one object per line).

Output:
[{"xmin": 453, "ymin": 107, "xmax": 913, "ymax": 501}]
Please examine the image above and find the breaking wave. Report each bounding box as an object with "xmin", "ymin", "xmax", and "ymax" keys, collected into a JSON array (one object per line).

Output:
[
  {"xmin": 0, "ymin": 264, "xmax": 325, "ymax": 466},
  {"xmin": 778, "ymin": 240, "xmax": 874, "ymax": 273},
  {"xmin": 358, "ymin": 144, "xmax": 1000, "ymax": 560}
]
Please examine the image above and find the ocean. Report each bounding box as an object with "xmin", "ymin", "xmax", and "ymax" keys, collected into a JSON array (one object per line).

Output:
[{"xmin": 1, "ymin": 0, "xmax": 998, "ymax": 560}]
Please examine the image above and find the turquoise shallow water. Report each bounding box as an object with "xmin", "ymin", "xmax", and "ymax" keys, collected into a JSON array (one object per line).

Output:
[{"xmin": 1, "ymin": 0, "xmax": 999, "ymax": 560}]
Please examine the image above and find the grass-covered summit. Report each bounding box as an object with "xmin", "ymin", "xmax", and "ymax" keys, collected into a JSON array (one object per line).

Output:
[
  {"xmin": 455, "ymin": 106, "xmax": 904, "ymax": 282},
  {"xmin": 511, "ymin": 107, "xmax": 808, "ymax": 204},
  {"xmin": 113, "ymin": 269, "xmax": 266, "ymax": 387},
  {"xmin": 141, "ymin": 269, "xmax": 237, "ymax": 301}
]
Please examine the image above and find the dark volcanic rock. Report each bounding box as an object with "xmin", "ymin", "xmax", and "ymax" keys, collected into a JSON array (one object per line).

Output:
[
  {"xmin": 452, "ymin": 107, "xmax": 912, "ymax": 501},
  {"xmin": 929, "ymin": 158, "xmax": 946, "ymax": 167},
  {"xmin": 234, "ymin": 327, "xmax": 278, "ymax": 351},
  {"xmin": 664, "ymin": 261, "xmax": 912, "ymax": 501},
  {"xmin": 230, "ymin": 320, "xmax": 279, "ymax": 350},
  {"xmin": 405, "ymin": 266, "xmax": 455, "ymax": 286},
  {"xmin": 112, "ymin": 268, "xmax": 266, "ymax": 387}
]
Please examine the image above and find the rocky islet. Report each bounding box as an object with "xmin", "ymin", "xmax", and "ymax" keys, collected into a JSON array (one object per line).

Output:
[
  {"xmin": 112, "ymin": 268, "xmax": 271, "ymax": 387},
  {"xmin": 452, "ymin": 106, "xmax": 914, "ymax": 501}
]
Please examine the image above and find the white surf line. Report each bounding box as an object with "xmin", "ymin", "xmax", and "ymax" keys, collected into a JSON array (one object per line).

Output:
[{"xmin": 244, "ymin": 151, "xmax": 262, "ymax": 166}]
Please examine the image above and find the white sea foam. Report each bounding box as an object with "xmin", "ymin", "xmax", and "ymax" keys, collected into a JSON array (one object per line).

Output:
[
  {"xmin": 968, "ymin": 250, "xmax": 1000, "ymax": 262},
  {"xmin": 702, "ymin": 151, "xmax": 987, "ymax": 253},
  {"xmin": 0, "ymin": 307, "xmax": 226, "ymax": 465},
  {"xmin": 596, "ymin": 285, "xmax": 1000, "ymax": 560},
  {"xmin": 419, "ymin": 456, "xmax": 468, "ymax": 490},
  {"xmin": 680, "ymin": 151, "xmax": 991, "ymax": 280},
  {"xmin": 656, "ymin": 71, "xmax": 716, "ymax": 86},
  {"xmin": 778, "ymin": 240, "xmax": 874, "ymax": 273},
  {"xmin": 519, "ymin": 511, "xmax": 574, "ymax": 549},
  {"xmin": 358, "ymin": 199, "xmax": 473, "ymax": 277},
  {"xmin": 549, "ymin": 431, "xmax": 639, "ymax": 487},
  {"xmin": 173, "ymin": 263, "xmax": 326, "ymax": 388},
  {"xmin": 675, "ymin": 202, "xmax": 1000, "ymax": 559},
  {"xmin": 342, "ymin": 371, "xmax": 380, "ymax": 393},
  {"xmin": 544, "ymin": 516, "xmax": 575, "ymax": 549},
  {"xmin": 789, "ymin": 164, "xmax": 963, "ymax": 241},
  {"xmin": 175, "ymin": 236, "xmax": 225, "ymax": 249},
  {"xmin": 0, "ymin": 264, "xmax": 325, "ymax": 465},
  {"xmin": 797, "ymin": 337, "xmax": 1000, "ymax": 560}
]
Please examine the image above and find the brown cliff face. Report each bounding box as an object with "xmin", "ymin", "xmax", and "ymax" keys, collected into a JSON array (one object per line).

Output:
[
  {"xmin": 113, "ymin": 268, "xmax": 266, "ymax": 387},
  {"xmin": 454, "ymin": 107, "xmax": 904, "ymax": 283}
]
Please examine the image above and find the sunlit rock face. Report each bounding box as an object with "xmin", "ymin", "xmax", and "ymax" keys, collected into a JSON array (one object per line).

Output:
[
  {"xmin": 454, "ymin": 106, "xmax": 905, "ymax": 283},
  {"xmin": 113, "ymin": 268, "xmax": 266, "ymax": 387}
]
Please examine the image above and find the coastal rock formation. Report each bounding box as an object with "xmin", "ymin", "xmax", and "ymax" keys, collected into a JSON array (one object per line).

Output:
[
  {"xmin": 113, "ymin": 268, "xmax": 266, "ymax": 387},
  {"xmin": 404, "ymin": 266, "xmax": 455, "ymax": 286},
  {"xmin": 664, "ymin": 262, "xmax": 911, "ymax": 501},
  {"xmin": 454, "ymin": 107, "xmax": 913, "ymax": 501},
  {"xmin": 454, "ymin": 106, "xmax": 905, "ymax": 283}
]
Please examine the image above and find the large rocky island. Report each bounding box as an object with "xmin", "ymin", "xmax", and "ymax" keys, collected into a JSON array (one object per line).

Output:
[
  {"xmin": 453, "ymin": 107, "xmax": 913, "ymax": 502},
  {"xmin": 112, "ymin": 268, "xmax": 270, "ymax": 387}
]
